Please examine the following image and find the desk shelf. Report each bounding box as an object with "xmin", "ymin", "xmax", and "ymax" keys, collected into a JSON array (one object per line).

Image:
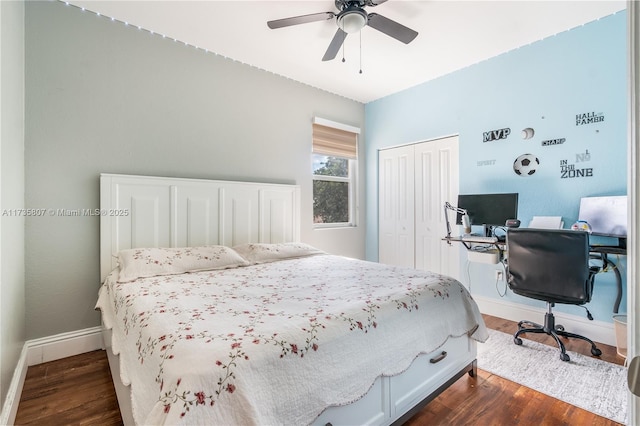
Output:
[{"xmin": 443, "ymin": 236, "xmax": 504, "ymax": 264}]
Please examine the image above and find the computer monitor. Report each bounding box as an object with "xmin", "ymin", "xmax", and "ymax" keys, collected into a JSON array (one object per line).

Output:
[
  {"xmin": 456, "ymin": 193, "xmax": 519, "ymax": 236},
  {"xmin": 578, "ymin": 195, "xmax": 627, "ymax": 238}
]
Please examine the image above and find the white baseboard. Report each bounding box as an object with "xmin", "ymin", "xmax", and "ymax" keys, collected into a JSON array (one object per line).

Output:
[
  {"xmin": 0, "ymin": 345, "xmax": 27, "ymax": 426},
  {"xmin": 25, "ymin": 326, "xmax": 103, "ymax": 366},
  {"xmin": 474, "ymin": 295, "xmax": 617, "ymax": 347},
  {"xmin": 0, "ymin": 326, "xmax": 104, "ymax": 425}
]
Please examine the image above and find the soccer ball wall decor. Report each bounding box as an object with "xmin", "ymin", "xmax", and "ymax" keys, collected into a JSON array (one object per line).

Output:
[{"xmin": 513, "ymin": 154, "xmax": 540, "ymax": 176}]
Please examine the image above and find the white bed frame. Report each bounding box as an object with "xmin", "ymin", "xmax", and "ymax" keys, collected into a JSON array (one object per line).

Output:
[{"xmin": 99, "ymin": 173, "xmax": 477, "ymax": 426}]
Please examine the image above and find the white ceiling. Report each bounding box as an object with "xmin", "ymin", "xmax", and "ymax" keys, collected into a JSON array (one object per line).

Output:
[{"xmin": 67, "ymin": 0, "xmax": 625, "ymax": 103}]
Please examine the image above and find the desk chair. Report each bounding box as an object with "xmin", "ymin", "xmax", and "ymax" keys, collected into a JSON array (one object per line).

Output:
[{"xmin": 506, "ymin": 228, "xmax": 602, "ymax": 362}]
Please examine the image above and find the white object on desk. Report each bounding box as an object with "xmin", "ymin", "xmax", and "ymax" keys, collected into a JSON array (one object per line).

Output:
[
  {"xmin": 467, "ymin": 248, "xmax": 501, "ymax": 264},
  {"xmin": 529, "ymin": 216, "xmax": 564, "ymax": 229}
]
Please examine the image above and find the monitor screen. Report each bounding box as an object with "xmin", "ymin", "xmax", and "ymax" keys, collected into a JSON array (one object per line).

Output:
[
  {"xmin": 456, "ymin": 193, "xmax": 519, "ymax": 227},
  {"xmin": 578, "ymin": 195, "xmax": 627, "ymax": 238}
]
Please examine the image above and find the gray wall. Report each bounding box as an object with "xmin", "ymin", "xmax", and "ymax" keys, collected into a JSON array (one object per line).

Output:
[
  {"xmin": 24, "ymin": 1, "xmax": 365, "ymax": 339},
  {"xmin": 1, "ymin": 0, "xmax": 26, "ymax": 408}
]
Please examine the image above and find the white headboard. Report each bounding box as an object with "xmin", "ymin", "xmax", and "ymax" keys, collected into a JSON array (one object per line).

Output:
[{"xmin": 100, "ymin": 174, "xmax": 301, "ymax": 281}]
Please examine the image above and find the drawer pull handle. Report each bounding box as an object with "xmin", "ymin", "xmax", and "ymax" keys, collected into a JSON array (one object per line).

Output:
[{"xmin": 430, "ymin": 351, "xmax": 447, "ymax": 364}]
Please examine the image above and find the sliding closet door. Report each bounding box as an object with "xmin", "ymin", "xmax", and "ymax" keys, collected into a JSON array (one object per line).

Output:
[
  {"xmin": 379, "ymin": 145, "xmax": 415, "ymax": 267},
  {"xmin": 414, "ymin": 136, "xmax": 461, "ymax": 279}
]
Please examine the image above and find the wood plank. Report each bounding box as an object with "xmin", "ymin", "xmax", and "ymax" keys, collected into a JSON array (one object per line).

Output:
[
  {"xmin": 15, "ymin": 314, "xmax": 624, "ymax": 425},
  {"xmin": 15, "ymin": 350, "xmax": 122, "ymax": 425},
  {"xmin": 405, "ymin": 314, "xmax": 624, "ymax": 426}
]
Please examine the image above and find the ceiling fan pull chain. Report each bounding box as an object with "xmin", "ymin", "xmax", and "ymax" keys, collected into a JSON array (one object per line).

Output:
[
  {"xmin": 342, "ymin": 30, "xmax": 346, "ymax": 63},
  {"xmin": 359, "ymin": 30, "xmax": 363, "ymax": 74}
]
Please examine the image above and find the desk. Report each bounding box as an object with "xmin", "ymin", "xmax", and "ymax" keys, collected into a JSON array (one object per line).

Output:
[{"xmin": 443, "ymin": 236, "xmax": 626, "ymax": 313}]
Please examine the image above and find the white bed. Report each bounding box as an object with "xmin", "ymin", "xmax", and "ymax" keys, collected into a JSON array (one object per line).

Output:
[{"xmin": 98, "ymin": 174, "xmax": 487, "ymax": 425}]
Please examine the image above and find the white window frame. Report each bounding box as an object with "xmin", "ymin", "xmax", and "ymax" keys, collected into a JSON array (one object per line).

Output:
[
  {"xmin": 312, "ymin": 117, "xmax": 360, "ymax": 229},
  {"xmin": 312, "ymin": 157, "xmax": 357, "ymax": 228}
]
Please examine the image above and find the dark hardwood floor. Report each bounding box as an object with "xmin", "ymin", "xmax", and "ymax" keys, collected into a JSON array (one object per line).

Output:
[
  {"xmin": 406, "ymin": 315, "xmax": 624, "ymax": 426},
  {"xmin": 15, "ymin": 314, "xmax": 625, "ymax": 425},
  {"xmin": 15, "ymin": 346, "xmax": 121, "ymax": 425}
]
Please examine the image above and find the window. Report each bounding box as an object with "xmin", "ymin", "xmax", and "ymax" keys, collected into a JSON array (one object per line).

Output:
[{"xmin": 312, "ymin": 120, "xmax": 358, "ymax": 227}]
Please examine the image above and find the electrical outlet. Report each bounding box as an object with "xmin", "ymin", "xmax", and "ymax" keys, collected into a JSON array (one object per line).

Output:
[{"xmin": 495, "ymin": 270, "xmax": 504, "ymax": 281}]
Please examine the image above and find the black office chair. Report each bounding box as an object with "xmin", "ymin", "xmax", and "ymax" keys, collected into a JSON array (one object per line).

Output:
[{"xmin": 506, "ymin": 228, "xmax": 602, "ymax": 362}]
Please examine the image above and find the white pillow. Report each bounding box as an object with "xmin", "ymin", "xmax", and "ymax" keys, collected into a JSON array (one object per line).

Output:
[
  {"xmin": 232, "ymin": 242, "xmax": 325, "ymax": 264},
  {"xmin": 117, "ymin": 245, "xmax": 249, "ymax": 283}
]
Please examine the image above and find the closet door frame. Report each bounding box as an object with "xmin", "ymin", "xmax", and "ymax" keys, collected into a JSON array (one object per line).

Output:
[{"xmin": 378, "ymin": 135, "xmax": 460, "ymax": 276}]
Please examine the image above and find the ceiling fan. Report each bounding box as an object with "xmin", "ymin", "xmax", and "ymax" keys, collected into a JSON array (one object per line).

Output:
[{"xmin": 267, "ymin": 0, "xmax": 418, "ymax": 62}]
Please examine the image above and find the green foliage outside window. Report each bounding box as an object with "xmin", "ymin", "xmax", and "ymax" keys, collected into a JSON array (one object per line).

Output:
[
  {"xmin": 314, "ymin": 156, "xmax": 348, "ymax": 177},
  {"xmin": 313, "ymin": 156, "xmax": 350, "ymax": 224}
]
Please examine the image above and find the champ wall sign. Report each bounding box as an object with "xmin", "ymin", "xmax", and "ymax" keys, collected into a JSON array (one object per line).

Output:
[{"xmin": 541, "ymin": 138, "xmax": 566, "ymax": 146}]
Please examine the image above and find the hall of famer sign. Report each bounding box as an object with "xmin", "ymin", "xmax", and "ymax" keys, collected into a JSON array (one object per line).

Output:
[{"xmin": 576, "ymin": 111, "xmax": 604, "ymax": 126}]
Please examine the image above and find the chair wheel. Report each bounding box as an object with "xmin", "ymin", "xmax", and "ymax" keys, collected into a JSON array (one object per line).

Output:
[
  {"xmin": 555, "ymin": 325, "xmax": 565, "ymax": 332},
  {"xmin": 519, "ymin": 321, "xmax": 535, "ymax": 329},
  {"xmin": 560, "ymin": 353, "xmax": 570, "ymax": 362},
  {"xmin": 591, "ymin": 347, "xmax": 602, "ymax": 356},
  {"xmin": 514, "ymin": 337, "xmax": 522, "ymax": 345}
]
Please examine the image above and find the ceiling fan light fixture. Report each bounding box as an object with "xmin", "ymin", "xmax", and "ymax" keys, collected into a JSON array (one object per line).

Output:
[{"xmin": 338, "ymin": 9, "xmax": 367, "ymax": 33}]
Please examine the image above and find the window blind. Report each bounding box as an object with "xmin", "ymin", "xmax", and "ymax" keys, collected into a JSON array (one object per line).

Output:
[{"xmin": 312, "ymin": 123, "xmax": 358, "ymax": 159}]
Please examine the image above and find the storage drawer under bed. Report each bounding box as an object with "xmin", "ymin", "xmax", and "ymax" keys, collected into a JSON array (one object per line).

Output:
[
  {"xmin": 313, "ymin": 335, "xmax": 475, "ymax": 426},
  {"xmin": 390, "ymin": 334, "xmax": 473, "ymax": 418}
]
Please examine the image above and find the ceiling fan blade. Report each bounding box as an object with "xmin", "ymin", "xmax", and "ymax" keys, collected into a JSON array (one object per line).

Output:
[
  {"xmin": 365, "ymin": 0, "xmax": 388, "ymax": 6},
  {"xmin": 322, "ymin": 28, "xmax": 347, "ymax": 61},
  {"xmin": 367, "ymin": 13, "xmax": 418, "ymax": 44},
  {"xmin": 267, "ymin": 12, "xmax": 335, "ymax": 29}
]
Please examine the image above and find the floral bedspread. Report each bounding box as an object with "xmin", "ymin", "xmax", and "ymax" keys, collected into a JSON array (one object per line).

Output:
[{"xmin": 97, "ymin": 254, "xmax": 488, "ymax": 425}]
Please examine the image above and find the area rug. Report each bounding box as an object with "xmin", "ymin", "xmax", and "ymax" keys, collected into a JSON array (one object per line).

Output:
[{"xmin": 477, "ymin": 329, "xmax": 628, "ymax": 424}]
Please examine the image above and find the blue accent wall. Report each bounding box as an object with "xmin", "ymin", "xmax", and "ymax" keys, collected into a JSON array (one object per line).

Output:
[{"xmin": 364, "ymin": 11, "xmax": 627, "ymax": 323}]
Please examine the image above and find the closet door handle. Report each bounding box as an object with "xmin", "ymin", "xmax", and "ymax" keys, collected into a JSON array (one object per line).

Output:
[{"xmin": 430, "ymin": 351, "xmax": 447, "ymax": 364}]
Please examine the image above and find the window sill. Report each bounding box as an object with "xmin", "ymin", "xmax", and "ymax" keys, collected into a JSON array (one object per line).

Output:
[{"xmin": 313, "ymin": 223, "xmax": 357, "ymax": 230}]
